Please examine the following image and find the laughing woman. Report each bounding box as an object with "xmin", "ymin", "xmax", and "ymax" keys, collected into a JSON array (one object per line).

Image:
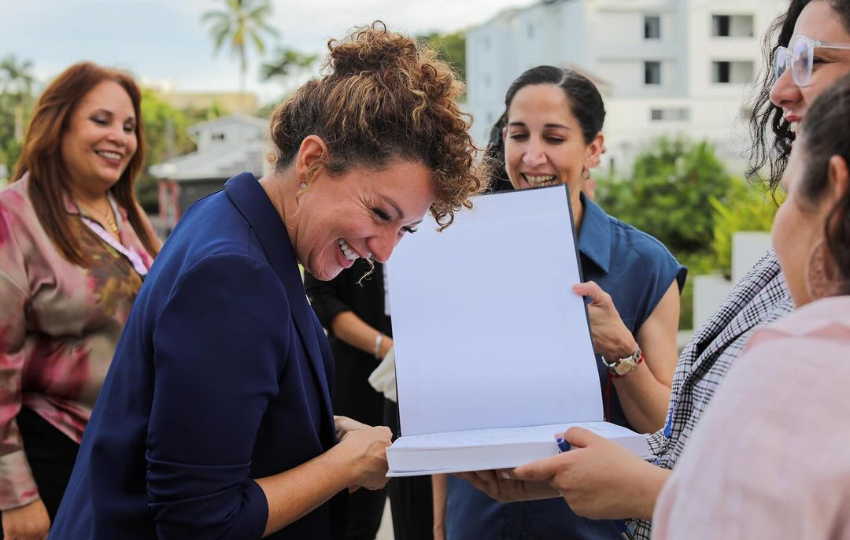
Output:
[
  {"xmin": 436, "ymin": 66, "xmax": 686, "ymax": 540},
  {"xmin": 49, "ymin": 23, "xmax": 481, "ymax": 540}
]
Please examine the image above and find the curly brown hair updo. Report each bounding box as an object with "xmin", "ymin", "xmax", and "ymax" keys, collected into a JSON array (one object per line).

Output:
[
  {"xmin": 269, "ymin": 21, "xmax": 481, "ymax": 227},
  {"xmin": 793, "ymin": 71, "xmax": 850, "ymax": 294}
]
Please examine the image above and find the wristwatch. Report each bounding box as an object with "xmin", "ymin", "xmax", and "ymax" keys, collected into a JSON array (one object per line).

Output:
[{"xmin": 601, "ymin": 345, "xmax": 643, "ymax": 377}]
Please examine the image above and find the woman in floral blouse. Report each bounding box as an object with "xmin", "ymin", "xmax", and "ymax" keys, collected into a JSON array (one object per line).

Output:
[{"xmin": 0, "ymin": 62, "xmax": 158, "ymax": 540}]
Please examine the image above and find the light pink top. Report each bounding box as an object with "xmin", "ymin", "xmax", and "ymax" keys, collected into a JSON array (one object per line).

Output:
[{"xmin": 653, "ymin": 295, "xmax": 850, "ymax": 540}]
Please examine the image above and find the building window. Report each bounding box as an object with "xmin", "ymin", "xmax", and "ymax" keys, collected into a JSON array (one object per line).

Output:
[
  {"xmin": 712, "ymin": 61, "xmax": 754, "ymax": 83},
  {"xmin": 715, "ymin": 61, "xmax": 730, "ymax": 83},
  {"xmin": 712, "ymin": 14, "xmax": 754, "ymax": 37},
  {"xmin": 644, "ymin": 61, "xmax": 661, "ymax": 85},
  {"xmin": 650, "ymin": 108, "xmax": 690, "ymax": 122},
  {"xmin": 645, "ymin": 16, "xmax": 661, "ymax": 39},
  {"xmin": 713, "ymin": 15, "xmax": 730, "ymax": 36}
]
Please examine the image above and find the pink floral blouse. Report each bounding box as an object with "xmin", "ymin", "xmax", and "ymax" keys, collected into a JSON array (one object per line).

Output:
[{"xmin": 0, "ymin": 174, "xmax": 155, "ymax": 510}]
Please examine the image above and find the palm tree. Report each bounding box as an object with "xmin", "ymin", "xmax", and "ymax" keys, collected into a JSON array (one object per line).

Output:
[
  {"xmin": 201, "ymin": 0, "xmax": 279, "ymax": 111},
  {"xmin": 0, "ymin": 55, "xmax": 35, "ymax": 141},
  {"xmin": 261, "ymin": 47, "xmax": 318, "ymax": 96}
]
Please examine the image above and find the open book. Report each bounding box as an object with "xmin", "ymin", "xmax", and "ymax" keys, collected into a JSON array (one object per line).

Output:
[{"xmin": 385, "ymin": 186, "xmax": 650, "ymax": 477}]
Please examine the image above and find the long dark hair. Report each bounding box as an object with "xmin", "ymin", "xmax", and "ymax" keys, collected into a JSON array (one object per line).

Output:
[
  {"xmin": 484, "ymin": 66, "xmax": 606, "ymax": 188},
  {"xmin": 747, "ymin": 0, "xmax": 850, "ymax": 190},
  {"xmin": 795, "ymin": 71, "xmax": 850, "ymax": 293},
  {"xmin": 13, "ymin": 62, "xmax": 158, "ymax": 266}
]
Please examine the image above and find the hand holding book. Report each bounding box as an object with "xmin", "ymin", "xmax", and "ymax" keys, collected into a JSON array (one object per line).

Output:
[{"xmin": 485, "ymin": 426, "xmax": 669, "ymax": 521}]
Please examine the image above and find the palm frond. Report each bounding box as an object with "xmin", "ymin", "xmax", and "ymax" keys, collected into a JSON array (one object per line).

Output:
[
  {"xmin": 248, "ymin": 29, "xmax": 266, "ymax": 55},
  {"xmin": 212, "ymin": 28, "xmax": 231, "ymax": 54}
]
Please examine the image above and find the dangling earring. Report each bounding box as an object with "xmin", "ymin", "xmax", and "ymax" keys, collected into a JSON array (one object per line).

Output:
[
  {"xmin": 805, "ymin": 240, "xmax": 841, "ymax": 300},
  {"xmin": 581, "ymin": 166, "xmax": 591, "ymax": 180}
]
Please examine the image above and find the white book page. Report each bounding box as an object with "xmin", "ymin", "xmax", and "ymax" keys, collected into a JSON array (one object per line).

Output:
[{"xmin": 387, "ymin": 187, "xmax": 603, "ymax": 437}]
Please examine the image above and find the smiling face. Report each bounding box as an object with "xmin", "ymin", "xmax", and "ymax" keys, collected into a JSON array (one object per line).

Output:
[
  {"xmin": 770, "ymin": 0, "xmax": 850, "ymax": 127},
  {"xmin": 503, "ymin": 84, "xmax": 602, "ymax": 210},
  {"xmin": 291, "ymin": 159, "xmax": 436, "ymax": 281},
  {"xmin": 61, "ymin": 80, "xmax": 138, "ymax": 198}
]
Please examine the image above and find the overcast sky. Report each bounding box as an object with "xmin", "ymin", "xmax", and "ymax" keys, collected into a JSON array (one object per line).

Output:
[{"xmin": 0, "ymin": 0, "xmax": 535, "ymax": 102}]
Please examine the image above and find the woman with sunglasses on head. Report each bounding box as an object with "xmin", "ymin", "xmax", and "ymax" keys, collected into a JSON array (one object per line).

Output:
[
  {"xmin": 654, "ymin": 68, "xmax": 850, "ymax": 540},
  {"xmin": 456, "ymin": 1, "xmax": 850, "ymax": 538},
  {"xmin": 436, "ymin": 65, "xmax": 687, "ymax": 540}
]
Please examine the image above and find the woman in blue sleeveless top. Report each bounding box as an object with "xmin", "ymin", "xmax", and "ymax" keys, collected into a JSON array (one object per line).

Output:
[{"xmin": 435, "ymin": 66, "xmax": 686, "ymax": 540}]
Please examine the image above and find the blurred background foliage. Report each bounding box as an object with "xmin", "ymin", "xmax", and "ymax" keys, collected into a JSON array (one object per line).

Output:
[{"xmin": 597, "ymin": 137, "xmax": 781, "ymax": 329}]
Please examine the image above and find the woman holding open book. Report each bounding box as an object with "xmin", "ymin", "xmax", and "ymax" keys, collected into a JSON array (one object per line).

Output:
[
  {"xmin": 434, "ymin": 66, "xmax": 686, "ymax": 540},
  {"xmin": 48, "ymin": 23, "xmax": 482, "ymax": 540}
]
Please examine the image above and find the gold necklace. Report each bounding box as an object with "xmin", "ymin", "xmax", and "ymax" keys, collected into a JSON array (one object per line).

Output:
[{"xmin": 80, "ymin": 199, "xmax": 119, "ymax": 234}]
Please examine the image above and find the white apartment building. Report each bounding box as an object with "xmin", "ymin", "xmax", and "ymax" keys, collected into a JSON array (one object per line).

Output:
[{"xmin": 466, "ymin": 0, "xmax": 787, "ymax": 174}]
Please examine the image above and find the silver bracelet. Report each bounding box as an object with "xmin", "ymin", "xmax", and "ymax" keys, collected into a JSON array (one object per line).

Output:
[{"xmin": 374, "ymin": 333, "xmax": 384, "ymax": 359}]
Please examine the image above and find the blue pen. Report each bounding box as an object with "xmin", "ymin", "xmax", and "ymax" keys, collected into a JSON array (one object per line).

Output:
[
  {"xmin": 556, "ymin": 437, "xmax": 570, "ymax": 452},
  {"xmin": 616, "ymin": 521, "xmax": 635, "ymax": 540}
]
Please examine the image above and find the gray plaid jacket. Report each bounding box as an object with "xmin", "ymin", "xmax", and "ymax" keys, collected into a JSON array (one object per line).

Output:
[{"xmin": 632, "ymin": 250, "xmax": 793, "ymax": 540}]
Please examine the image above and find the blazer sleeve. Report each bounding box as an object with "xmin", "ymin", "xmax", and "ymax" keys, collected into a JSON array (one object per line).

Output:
[
  {"xmin": 0, "ymin": 205, "xmax": 39, "ymax": 510},
  {"xmin": 304, "ymin": 271, "xmax": 350, "ymax": 331},
  {"xmin": 146, "ymin": 253, "xmax": 291, "ymax": 539}
]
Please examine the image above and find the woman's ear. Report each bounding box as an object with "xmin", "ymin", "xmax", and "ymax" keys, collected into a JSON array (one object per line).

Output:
[
  {"xmin": 585, "ymin": 132, "xmax": 605, "ymax": 170},
  {"xmin": 826, "ymin": 155, "xmax": 850, "ymax": 235},
  {"xmin": 295, "ymin": 135, "xmax": 329, "ymax": 184},
  {"xmin": 828, "ymin": 154, "xmax": 849, "ymax": 204}
]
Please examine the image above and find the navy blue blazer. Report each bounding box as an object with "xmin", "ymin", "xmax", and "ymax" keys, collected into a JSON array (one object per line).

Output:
[{"xmin": 51, "ymin": 173, "xmax": 345, "ymax": 539}]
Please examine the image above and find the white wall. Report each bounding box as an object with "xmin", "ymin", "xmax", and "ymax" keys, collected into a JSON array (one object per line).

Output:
[{"xmin": 193, "ymin": 121, "xmax": 265, "ymax": 154}]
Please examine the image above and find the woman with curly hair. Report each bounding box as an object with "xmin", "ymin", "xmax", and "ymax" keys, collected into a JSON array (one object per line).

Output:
[{"xmin": 50, "ymin": 22, "xmax": 481, "ymax": 540}]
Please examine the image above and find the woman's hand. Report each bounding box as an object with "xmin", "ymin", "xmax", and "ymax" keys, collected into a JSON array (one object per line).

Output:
[
  {"xmin": 512, "ymin": 427, "xmax": 668, "ymax": 520},
  {"xmin": 2, "ymin": 498, "xmax": 50, "ymax": 540},
  {"xmin": 453, "ymin": 470, "xmax": 558, "ymax": 503},
  {"xmin": 572, "ymin": 281, "xmax": 637, "ymax": 360},
  {"xmin": 337, "ymin": 425, "xmax": 392, "ymax": 491},
  {"xmin": 334, "ymin": 415, "xmax": 370, "ymax": 441}
]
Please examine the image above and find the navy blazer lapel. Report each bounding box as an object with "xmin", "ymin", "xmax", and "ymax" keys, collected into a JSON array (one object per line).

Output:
[{"xmin": 224, "ymin": 174, "xmax": 335, "ymax": 437}]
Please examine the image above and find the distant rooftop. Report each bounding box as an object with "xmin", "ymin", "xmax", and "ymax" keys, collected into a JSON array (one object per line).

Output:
[{"xmin": 149, "ymin": 113, "xmax": 268, "ymax": 181}]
